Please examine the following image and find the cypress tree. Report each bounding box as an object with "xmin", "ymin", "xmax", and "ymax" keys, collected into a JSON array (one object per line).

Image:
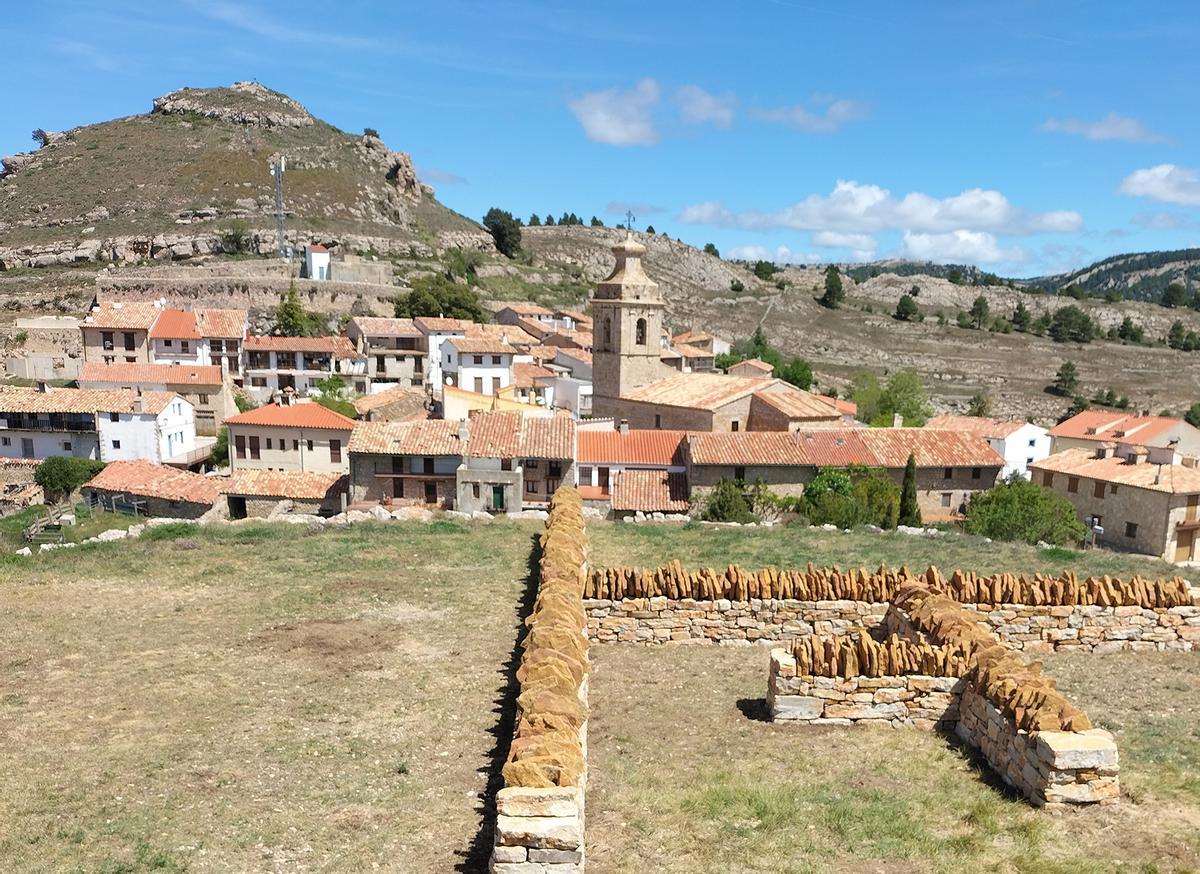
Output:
[{"xmin": 898, "ymin": 453, "xmax": 922, "ymax": 527}]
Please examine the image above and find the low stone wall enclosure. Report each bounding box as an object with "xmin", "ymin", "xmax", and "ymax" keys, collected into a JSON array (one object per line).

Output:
[
  {"xmin": 585, "ymin": 563, "xmax": 1200, "ymax": 652},
  {"xmin": 491, "ymin": 489, "xmax": 590, "ymax": 873}
]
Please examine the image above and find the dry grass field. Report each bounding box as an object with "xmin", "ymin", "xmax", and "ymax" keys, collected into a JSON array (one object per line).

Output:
[{"xmin": 0, "ymin": 519, "xmax": 1194, "ymax": 873}]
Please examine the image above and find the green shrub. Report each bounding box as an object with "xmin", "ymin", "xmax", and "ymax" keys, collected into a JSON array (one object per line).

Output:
[
  {"xmin": 964, "ymin": 476, "xmax": 1086, "ymax": 546},
  {"xmin": 803, "ymin": 466, "xmax": 900, "ymax": 530},
  {"xmin": 702, "ymin": 479, "xmax": 756, "ymax": 523},
  {"xmin": 142, "ymin": 522, "xmax": 201, "ymax": 541},
  {"xmin": 35, "ymin": 456, "xmax": 105, "ymax": 501}
]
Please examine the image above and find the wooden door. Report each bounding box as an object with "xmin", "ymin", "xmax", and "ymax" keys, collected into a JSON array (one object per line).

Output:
[{"xmin": 1175, "ymin": 529, "xmax": 1195, "ymax": 563}]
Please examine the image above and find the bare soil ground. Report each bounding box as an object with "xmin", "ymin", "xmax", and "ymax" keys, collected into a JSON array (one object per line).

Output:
[{"xmin": 0, "ymin": 519, "xmax": 543, "ymax": 873}]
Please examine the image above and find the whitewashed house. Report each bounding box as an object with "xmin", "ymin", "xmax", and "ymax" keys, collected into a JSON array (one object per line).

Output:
[
  {"xmin": 925, "ymin": 416, "xmax": 1051, "ymax": 480},
  {"xmin": 243, "ymin": 336, "xmax": 368, "ymax": 404},
  {"xmin": 441, "ymin": 335, "xmax": 528, "ymax": 396},
  {"xmin": 98, "ymin": 393, "xmax": 200, "ymax": 465},
  {"xmin": 305, "ymin": 245, "xmax": 331, "ymax": 280}
]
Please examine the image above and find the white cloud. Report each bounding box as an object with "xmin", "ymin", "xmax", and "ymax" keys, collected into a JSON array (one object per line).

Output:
[
  {"xmin": 567, "ymin": 78, "xmax": 661, "ymax": 146},
  {"xmin": 1119, "ymin": 164, "xmax": 1200, "ymax": 206},
  {"xmin": 901, "ymin": 230, "xmax": 1024, "ymax": 264},
  {"xmin": 727, "ymin": 244, "xmax": 821, "ymax": 264},
  {"xmin": 812, "ymin": 231, "xmax": 877, "ymax": 252},
  {"xmin": 678, "ymin": 180, "xmax": 1082, "ymax": 236},
  {"xmin": 674, "ymin": 85, "xmax": 736, "ymax": 128},
  {"xmin": 1041, "ymin": 113, "xmax": 1170, "ymax": 144},
  {"xmin": 751, "ymin": 95, "xmax": 868, "ymax": 133},
  {"xmin": 1131, "ymin": 211, "xmax": 1196, "ymax": 230}
]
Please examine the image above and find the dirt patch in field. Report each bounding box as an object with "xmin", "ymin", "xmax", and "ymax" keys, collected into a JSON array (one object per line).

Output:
[{"xmin": 255, "ymin": 619, "xmax": 402, "ymax": 670}]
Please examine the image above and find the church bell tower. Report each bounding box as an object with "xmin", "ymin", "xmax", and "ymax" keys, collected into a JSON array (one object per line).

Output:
[{"xmin": 591, "ymin": 234, "xmax": 669, "ymax": 411}]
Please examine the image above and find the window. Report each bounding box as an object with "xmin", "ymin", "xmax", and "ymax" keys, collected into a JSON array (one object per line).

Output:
[
  {"xmin": 731, "ymin": 420, "xmax": 740, "ymax": 432},
  {"xmin": 198, "ymin": 394, "xmax": 209, "ymax": 404},
  {"xmin": 279, "ymin": 440, "xmax": 287, "ymax": 452},
  {"xmin": 734, "ymin": 466, "xmax": 746, "ymax": 481},
  {"xmin": 1110, "ymin": 485, "xmax": 1118, "ymax": 495},
  {"xmin": 1028, "ymin": 438, "xmax": 1036, "ymax": 447},
  {"xmin": 181, "ymin": 341, "xmax": 189, "ymax": 354},
  {"xmin": 603, "ymin": 317, "xmax": 612, "ymax": 349},
  {"xmin": 943, "ymin": 467, "xmax": 953, "ymax": 480},
  {"xmin": 293, "ymin": 440, "xmax": 299, "ymax": 451},
  {"xmin": 526, "ymin": 459, "xmax": 539, "ymax": 469},
  {"xmin": 941, "ymin": 492, "xmax": 952, "ymax": 508},
  {"xmin": 472, "ymin": 483, "xmax": 481, "ymax": 499},
  {"xmin": 123, "ymin": 332, "xmax": 135, "ymax": 351},
  {"xmin": 109, "ymin": 412, "xmax": 120, "ymax": 422},
  {"xmin": 635, "ymin": 318, "xmax": 647, "ymax": 345},
  {"xmin": 1093, "ymin": 481, "xmax": 1105, "ymax": 499},
  {"xmin": 474, "ymin": 377, "xmax": 484, "ymax": 393},
  {"xmin": 654, "ymin": 414, "xmax": 662, "ymax": 429},
  {"xmin": 971, "ymin": 467, "xmax": 981, "ymax": 480},
  {"xmin": 473, "ymin": 355, "xmax": 484, "ymax": 365},
  {"xmin": 0, "ymin": 437, "xmax": 8, "ymax": 446},
  {"xmin": 549, "ymin": 462, "xmax": 562, "ymax": 477},
  {"xmin": 1026, "ymin": 457, "xmax": 1034, "ymax": 465},
  {"xmin": 1042, "ymin": 471, "xmax": 1054, "ymax": 488},
  {"xmin": 579, "ymin": 466, "xmax": 592, "ymax": 484},
  {"xmin": 164, "ymin": 339, "xmax": 174, "ymax": 348},
  {"xmin": 422, "ymin": 457, "xmax": 435, "ymax": 474},
  {"xmin": 251, "ymin": 377, "xmax": 267, "ymax": 388},
  {"xmin": 330, "ymin": 439, "xmax": 342, "ymax": 463},
  {"xmin": 1067, "ymin": 476, "xmax": 1079, "ymax": 493},
  {"xmin": 125, "ymin": 356, "xmax": 136, "ymax": 363},
  {"xmin": 111, "ymin": 440, "xmax": 121, "ymax": 450},
  {"xmin": 248, "ymin": 436, "xmax": 260, "ymax": 460},
  {"xmin": 1125, "ymin": 521, "xmax": 1138, "ymax": 538},
  {"xmin": 307, "ymin": 439, "xmax": 314, "ymax": 451},
  {"xmin": 492, "ymin": 356, "xmax": 501, "ymax": 365},
  {"xmin": 501, "ymin": 458, "xmax": 512, "ymax": 471},
  {"xmin": 526, "ymin": 480, "xmax": 537, "ymax": 494},
  {"xmin": 266, "ymin": 438, "xmax": 273, "ymax": 450},
  {"xmin": 235, "ymin": 435, "xmax": 246, "ymax": 459},
  {"xmin": 63, "ymin": 441, "xmax": 72, "ymax": 451},
  {"xmin": 101, "ymin": 331, "xmax": 114, "ymax": 350}
]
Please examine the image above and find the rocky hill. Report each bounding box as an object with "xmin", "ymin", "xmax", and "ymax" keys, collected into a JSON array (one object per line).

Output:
[
  {"xmin": 1027, "ymin": 249, "xmax": 1200, "ymax": 301},
  {"xmin": 0, "ymin": 81, "xmax": 490, "ymax": 269}
]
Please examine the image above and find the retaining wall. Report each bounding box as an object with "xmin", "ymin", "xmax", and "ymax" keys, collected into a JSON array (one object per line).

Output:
[{"xmin": 491, "ymin": 488, "xmax": 589, "ymax": 873}]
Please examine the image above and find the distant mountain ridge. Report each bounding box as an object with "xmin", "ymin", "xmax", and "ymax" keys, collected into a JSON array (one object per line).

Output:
[{"xmin": 1025, "ymin": 249, "xmax": 1200, "ymax": 300}]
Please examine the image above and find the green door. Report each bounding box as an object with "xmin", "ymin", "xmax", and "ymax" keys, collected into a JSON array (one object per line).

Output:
[{"xmin": 491, "ymin": 485, "xmax": 505, "ymax": 511}]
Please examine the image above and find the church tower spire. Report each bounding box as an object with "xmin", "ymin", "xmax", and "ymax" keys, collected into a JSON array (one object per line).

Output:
[{"xmin": 591, "ymin": 234, "xmax": 671, "ymax": 413}]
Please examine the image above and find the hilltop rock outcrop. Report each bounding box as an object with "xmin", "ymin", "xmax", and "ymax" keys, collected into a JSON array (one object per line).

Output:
[{"xmin": 152, "ymin": 81, "xmax": 314, "ymax": 128}]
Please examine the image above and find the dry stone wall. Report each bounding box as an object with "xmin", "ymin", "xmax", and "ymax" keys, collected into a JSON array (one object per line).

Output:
[{"xmin": 492, "ymin": 487, "xmax": 589, "ymax": 874}]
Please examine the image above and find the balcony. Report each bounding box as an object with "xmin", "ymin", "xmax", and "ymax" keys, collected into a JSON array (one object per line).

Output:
[{"xmin": 164, "ymin": 437, "xmax": 216, "ymax": 468}]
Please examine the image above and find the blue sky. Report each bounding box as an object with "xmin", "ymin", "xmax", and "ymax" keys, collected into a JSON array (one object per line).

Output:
[{"xmin": 5, "ymin": 1, "xmax": 1199, "ymax": 276}]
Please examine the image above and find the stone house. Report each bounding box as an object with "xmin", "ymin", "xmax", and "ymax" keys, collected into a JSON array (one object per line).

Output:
[
  {"xmin": 604, "ymin": 372, "xmax": 842, "ymax": 432},
  {"xmin": 685, "ymin": 428, "xmax": 1004, "ymax": 520},
  {"xmin": 82, "ymin": 459, "xmax": 220, "ymax": 518},
  {"xmin": 347, "ymin": 419, "xmax": 467, "ymax": 506},
  {"xmin": 79, "ymin": 361, "xmax": 234, "ymax": 436},
  {"xmin": 1030, "ymin": 443, "xmax": 1200, "ymax": 562},
  {"xmin": 926, "ymin": 415, "xmax": 1051, "ymax": 480},
  {"xmin": 346, "ymin": 317, "xmax": 426, "ymax": 389},
  {"xmin": 243, "ymin": 335, "xmax": 368, "ymax": 403},
  {"xmin": 728, "ymin": 357, "xmax": 774, "ymax": 378},
  {"xmin": 222, "ymin": 469, "xmax": 347, "ymax": 518},
  {"xmin": 224, "ymin": 399, "xmax": 355, "ymax": 474},
  {"xmin": 671, "ymin": 343, "xmax": 715, "ymax": 372},
  {"xmin": 351, "ymin": 384, "xmax": 430, "ymax": 422},
  {"xmin": 80, "ymin": 301, "xmax": 160, "ymax": 364},
  {"xmin": 456, "ymin": 411, "xmax": 576, "ymax": 513},
  {"xmin": 1048, "ymin": 410, "xmax": 1200, "ymax": 455},
  {"xmin": 441, "ymin": 335, "xmax": 527, "ymax": 397},
  {"xmin": 495, "ymin": 303, "xmax": 554, "ymax": 328}
]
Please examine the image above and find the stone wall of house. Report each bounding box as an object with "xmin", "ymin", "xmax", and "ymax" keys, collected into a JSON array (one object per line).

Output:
[
  {"xmin": 492, "ymin": 488, "xmax": 589, "ymax": 873},
  {"xmin": 83, "ymin": 487, "xmax": 213, "ymax": 519}
]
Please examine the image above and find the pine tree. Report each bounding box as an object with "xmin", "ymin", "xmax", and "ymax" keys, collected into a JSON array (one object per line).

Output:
[
  {"xmin": 544, "ymin": 214, "xmax": 555, "ymax": 226},
  {"xmin": 819, "ymin": 265, "xmax": 844, "ymax": 309},
  {"xmin": 969, "ymin": 295, "xmax": 990, "ymax": 329},
  {"xmin": 1054, "ymin": 360, "xmax": 1079, "ymax": 396},
  {"xmin": 590, "ymin": 216, "xmax": 603, "ymax": 227},
  {"xmin": 528, "ymin": 213, "xmax": 541, "ymax": 226},
  {"xmin": 898, "ymin": 454, "xmax": 922, "ymax": 527},
  {"xmin": 894, "ymin": 294, "xmax": 919, "ymax": 321}
]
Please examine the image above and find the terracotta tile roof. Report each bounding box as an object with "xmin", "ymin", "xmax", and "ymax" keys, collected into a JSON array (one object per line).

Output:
[
  {"xmin": 524, "ymin": 345, "xmax": 560, "ymax": 362},
  {"xmin": 816, "ymin": 394, "xmax": 857, "ymax": 416},
  {"xmin": 307, "ymin": 244, "xmax": 329, "ymax": 253},
  {"xmin": 470, "ymin": 324, "xmax": 540, "ymax": 346},
  {"xmin": 1030, "ymin": 449, "xmax": 1200, "ymax": 494},
  {"xmin": 225, "ymin": 401, "xmax": 356, "ymax": 430},
  {"xmin": 856, "ymin": 429, "xmax": 1005, "ymax": 468},
  {"xmin": 515, "ymin": 316, "xmax": 552, "ymax": 338},
  {"xmin": 578, "ymin": 429, "xmax": 687, "ymax": 466},
  {"xmin": 221, "ymin": 469, "xmax": 347, "ymax": 500},
  {"xmin": 674, "ymin": 343, "xmax": 714, "ymax": 360},
  {"xmin": 149, "ymin": 309, "xmax": 200, "ymax": 340},
  {"xmin": 554, "ymin": 348, "xmax": 592, "ymax": 366},
  {"xmin": 624, "ymin": 373, "xmax": 780, "ymax": 411},
  {"xmin": 512, "ymin": 363, "xmax": 556, "ymax": 388},
  {"xmin": 499, "ymin": 302, "xmax": 554, "ymax": 317},
  {"xmin": 413, "ymin": 316, "xmax": 477, "ymax": 333},
  {"xmin": 352, "ymin": 385, "xmax": 429, "ymax": 418},
  {"xmin": 348, "ymin": 317, "xmax": 421, "ymax": 337},
  {"xmin": 555, "ymin": 309, "xmax": 591, "ymax": 324},
  {"xmin": 244, "ymin": 335, "xmax": 360, "ymax": 356},
  {"xmin": 0, "ymin": 386, "xmax": 170, "ymax": 415},
  {"xmin": 447, "ymin": 336, "xmax": 520, "ymax": 355},
  {"xmin": 925, "ymin": 415, "xmax": 1028, "ymax": 439},
  {"xmin": 686, "ymin": 428, "xmax": 1003, "ymax": 469},
  {"xmin": 730, "ymin": 357, "xmax": 774, "ymax": 373},
  {"xmin": 82, "ymin": 302, "xmax": 160, "ymax": 330},
  {"xmin": 543, "ymin": 329, "xmax": 592, "ymax": 349},
  {"xmin": 611, "ymin": 470, "xmax": 689, "ymax": 513},
  {"xmin": 465, "ymin": 410, "xmax": 575, "ymax": 459},
  {"xmin": 673, "ymin": 329, "xmax": 713, "ymax": 344},
  {"xmin": 194, "ymin": 308, "xmax": 248, "ymax": 338},
  {"xmin": 80, "ymin": 362, "xmax": 224, "ymax": 387},
  {"xmin": 1048, "ymin": 411, "xmax": 1189, "ymax": 447},
  {"xmin": 84, "ymin": 460, "xmax": 221, "ymax": 505},
  {"xmin": 348, "ymin": 419, "xmax": 465, "ymax": 455},
  {"xmin": 752, "ymin": 390, "xmax": 842, "ymax": 420}
]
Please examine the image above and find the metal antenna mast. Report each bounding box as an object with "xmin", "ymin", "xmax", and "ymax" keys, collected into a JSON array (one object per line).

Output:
[{"xmin": 270, "ymin": 156, "xmax": 288, "ymax": 260}]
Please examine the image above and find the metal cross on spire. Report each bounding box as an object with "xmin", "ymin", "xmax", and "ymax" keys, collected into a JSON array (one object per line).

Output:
[{"xmin": 625, "ymin": 209, "xmax": 636, "ymax": 231}]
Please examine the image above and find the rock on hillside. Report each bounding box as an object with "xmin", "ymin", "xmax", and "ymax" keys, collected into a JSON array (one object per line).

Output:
[{"xmin": 0, "ymin": 82, "xmax": 490, "ymax": 269}]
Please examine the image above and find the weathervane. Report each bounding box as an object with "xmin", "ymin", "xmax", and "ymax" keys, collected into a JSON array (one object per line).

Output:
[{"xmin": 625, "ymin": 209, "xmax": 636, "ymax": 231}]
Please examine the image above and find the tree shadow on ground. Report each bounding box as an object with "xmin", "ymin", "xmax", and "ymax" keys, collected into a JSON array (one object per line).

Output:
[
  {"xmin": 736, "ymin": 697, "xmax": 772, "ymax": 723},
  {"xmin": 455, "ymin": 531, "xmax": 541, "ymax": 873}
]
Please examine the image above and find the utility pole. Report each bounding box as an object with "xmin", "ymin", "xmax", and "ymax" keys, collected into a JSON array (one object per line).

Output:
[{"xmin": 269, "ymin": 156, "xmax": 289, "ymax": 260}]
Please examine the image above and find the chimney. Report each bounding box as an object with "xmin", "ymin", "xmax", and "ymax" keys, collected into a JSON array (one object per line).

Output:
[
  {"xmin": 35, "ymin": 380, "xmax": 48, "ymax": 394},
  {"xmin": 892, "ymin": 413, "xmax": 904, "ymax": 428},
  {"xmin": 617, "ymin": 418, "xmax": 629, "ymax": 434},
  {"xmin": 457, "ymin": 419, "xmax": 470, "ymax": 442}
]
